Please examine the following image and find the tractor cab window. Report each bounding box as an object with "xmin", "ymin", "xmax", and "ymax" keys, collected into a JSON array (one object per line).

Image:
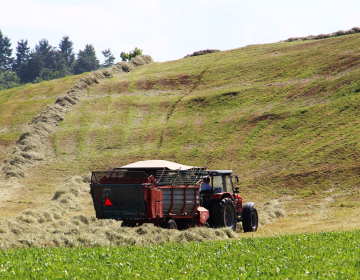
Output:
[
  {"xmin": 224, "ymin": 175, "xmax": 233, "ymax": 193},
  {"xmin": 212, "ymin": 174, "xmax": 232, "ymax": 193},
  {"xmin": 212, "ymin": 176, "xmax": 222, "ymax": 192}
]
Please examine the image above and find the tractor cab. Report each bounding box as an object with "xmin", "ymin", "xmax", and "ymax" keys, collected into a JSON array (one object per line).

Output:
[
  {"xmin": 201, "ymin": 170, "xmax": 238, "ymax": 195},
  {"xmin": 199, "ymin": 170, "xmax": 243, "ymax": 228},
  {"xmin": 198, "ymin": 169, "xmax": 251, "ymax": 231}
]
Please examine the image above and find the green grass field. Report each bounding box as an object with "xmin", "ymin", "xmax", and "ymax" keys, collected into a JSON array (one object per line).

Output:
[{"xmin": 0, "ymin": 230, "xmax": 358, "ymax": 279}]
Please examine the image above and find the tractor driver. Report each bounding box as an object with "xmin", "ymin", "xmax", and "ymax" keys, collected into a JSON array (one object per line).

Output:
[{"xmin": 201, "ymin": 176, "xmax": 212, "ymax": 191}]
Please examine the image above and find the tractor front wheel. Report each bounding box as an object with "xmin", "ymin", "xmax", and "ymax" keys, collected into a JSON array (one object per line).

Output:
[
  {"xmin": 242, "ymin": 203, "xmax": 258, "ymax": 232},
  {"xmin": 212, "ymin": 197, "xmax": 237, "ymax": 230}
]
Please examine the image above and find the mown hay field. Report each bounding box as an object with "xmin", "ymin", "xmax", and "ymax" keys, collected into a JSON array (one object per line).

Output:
[
  {"xmin": 36, "ymin": 33, "xmax": 360, "ymax": 198},
  {"xmin": 0, "ymin": 230, "xmax": 359, "ymax": 278},
  {"xmin": 0, "ymin": 33, "xmax": 360, "ymax": 246},
  {"xmin": 0, "ymin": 173, "xmax": 284, "ymax": 249}
]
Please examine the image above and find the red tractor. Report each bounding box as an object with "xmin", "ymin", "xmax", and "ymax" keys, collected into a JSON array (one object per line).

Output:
[{"xmin": 90, "ymin": 160, "xmax": 258, "ymax": 232}]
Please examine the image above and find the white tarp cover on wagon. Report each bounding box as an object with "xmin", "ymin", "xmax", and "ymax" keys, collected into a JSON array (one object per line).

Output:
[{"xmin": 120, "ymin": 160, "xmax": 201, "ymax": 170}]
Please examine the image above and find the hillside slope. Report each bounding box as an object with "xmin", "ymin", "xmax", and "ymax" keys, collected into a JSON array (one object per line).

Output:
[
  {"xmin": 0, "ymin": 34, "xmax": 360, "ymax": 246},
  {"xmin": 48, "ymin": 34, "xmax": 360, "ymax": 196}
]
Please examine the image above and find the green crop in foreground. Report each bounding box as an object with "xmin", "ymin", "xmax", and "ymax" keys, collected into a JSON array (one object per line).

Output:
[{"xmin": 0, "ymin": 230, "xmax": 359, "ymax": 279}]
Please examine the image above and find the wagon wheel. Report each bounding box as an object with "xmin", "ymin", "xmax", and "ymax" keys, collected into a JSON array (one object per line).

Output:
[{"xmin": 161, "ymin": 219, "xmax": 177, "ymax": 230}]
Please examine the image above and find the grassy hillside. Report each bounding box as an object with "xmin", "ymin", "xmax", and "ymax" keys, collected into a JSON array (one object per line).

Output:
[
  {"xmin": 1, "ymin": 34, "xmax": 360, "ymax": 237},
  {"xmin": 0, "ymin": 75, "xmax": 86, "ymax": 163},
  {"xmin": 48, "ymin": 34, "xmax": 360, "ymax": 193}
]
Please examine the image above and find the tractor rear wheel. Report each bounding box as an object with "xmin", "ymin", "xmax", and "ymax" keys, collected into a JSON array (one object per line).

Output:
[
  {"xmin": 211, "ymin": 197, "xmax": 237, "ymax": 230},
  {"xmin": 242, "ymin": 203, "xmax": 258, "ymax": 232}
]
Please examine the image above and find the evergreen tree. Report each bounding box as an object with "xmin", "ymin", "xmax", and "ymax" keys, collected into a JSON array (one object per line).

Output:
[
  {"xmin": 59, "ymin": 35, "xmax": 75, "ymax": 71},
  {"xmin": 13, "ymin": 39, "xmax": 30, "ymax": 83},
  {"xmin": 35, "ymin": 39, "xmax": 52, "ymax": 56},
  {"xmin": 101, "ymin": 48, "xmax": 115, "ymax": 68},
  {"xmin": 41, "ymin": 49, "xmax": 68, "ymax": 80},
  {"xmin": 73, "ymin": 44, "xmax": 100, "ymax": 74},
  {"xmin": 0, "ymin": 30, "xmax": 14, "ymax": 71},
  {"xmin": 26, "ymin": 39, "xmax": 68, "ymax": 83},
  {"xmin": 26, "ymin": 39, "xmax": 53, "ymax": 82},
  {"xmin": 26, "ymin": 52, "xmax": 44, "ymax": 83}
]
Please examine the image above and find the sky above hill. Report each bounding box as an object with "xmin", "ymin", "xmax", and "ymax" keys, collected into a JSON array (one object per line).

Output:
[{"xmin": 1, "ymin": 0, "xmax": 359, "ymax": 63}]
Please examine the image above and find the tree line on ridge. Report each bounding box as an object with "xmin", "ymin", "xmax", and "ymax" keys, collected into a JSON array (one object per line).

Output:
[{"xmin": 0, "ymin": 30, "xmax": 142, "ymax": 90}]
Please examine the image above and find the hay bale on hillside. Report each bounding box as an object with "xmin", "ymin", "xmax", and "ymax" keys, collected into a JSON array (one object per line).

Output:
[
  {"xmin": 285, "ymin": 37, "xmax": 298, "ymax": 42},
  {"xmin": 130, "ymin": 55, "xmax": 146, "ymax": 66},
  {"xmin": 140, "ymin": 55, "xmax": 154, "ymax": 64},
  {"xmin": 101, "ymin": 68, "xmax": 113, "ymax": 78},
  {"xmin": 117, "ymin": 62, "xmax": 136, "ymax": 72},
  {"xmin": 333, "ymin": 30, "xmax": 346, "ymax": 36},
  {"xmin": 20, "ymin": 151, "xmax": 43, "ymax": 161},
  {"xmin": 284, "ymin": 27, "xmax": 360, "ymax": 42},
  {"xmin": 315, "ymin": 34, "xmax": 331, "ymax": 39},
  {"xmin": 346, "ymin": 29, "xmax": 356, "ymax": 34},
  {"xmin": 2, "ymin": 168, "xmax": 25, "ymax": 178},
  {"xmin": 72, "ymin": 73, "xmax": 103, "ymax": 90},
  {"xmin": 259, "ymin": 199, "xmax": 285, "ymax": 225},
  {"xmin": 111, "ymin": 63, "xmax": 125, "ymax": 74},
  {"xmin": 30, "ymin": 107, "xmax": 65, "ymax": 127},
  {"xmin": 55, "ymin": 96, "xmax": 76, "ymax": 108},
  {"xmin": 130, "ymin": 55, "xmax": 154, "ymax": 66},
  {"xmin": 184, "ymin": 49, "xmax": 220, "ymax": 58}
]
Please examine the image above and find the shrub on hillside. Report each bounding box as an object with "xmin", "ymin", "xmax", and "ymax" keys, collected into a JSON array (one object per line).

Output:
[
  {"xmin": 120, "ymin": 47, "xmax": 143, "ymax": 62},
  {"xmin": 0, "ymin": 70, "xmax": 21, "ymax": 90}
]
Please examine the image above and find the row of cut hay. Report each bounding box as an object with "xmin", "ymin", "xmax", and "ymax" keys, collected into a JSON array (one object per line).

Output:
[
  {"xmin": 259, "ymin": 199, "xmax": 286, "ymax": 225},
  {"xmin": 0, "ymin": 217, "xmax": 242, "ymax": 249},
  {"xmin": 0, "ymin": 174, "xmax": 285, "ymax": 249},
  {"xmin": 2, "ymin": 55, "xmax": 154, "ymax": 179},
  {"xmin": 184, "ymin": 49, "xmax": 220, "ymax": 58},
  {"xmin": 284, "ymin": 27, "xmax": 360, "ymax": 42}
]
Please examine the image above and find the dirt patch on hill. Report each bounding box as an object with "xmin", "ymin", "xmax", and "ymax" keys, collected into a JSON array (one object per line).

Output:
[
  {"xmin": 2, "ymin": 55, "xmax": 153, "ymax": 179},
  {"xmin": 248, "ymin": 113, "xmax": 287, "ymax": 124}
]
